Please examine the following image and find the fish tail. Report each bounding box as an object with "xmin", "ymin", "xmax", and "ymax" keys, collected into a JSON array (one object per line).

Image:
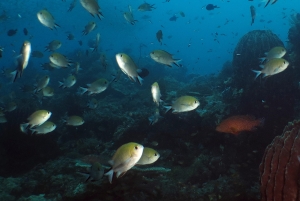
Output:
[
  {"xmin": 173, "ymin": 59, "xmax": 182, "ymax": 67},
  {"xmin": 77, "ymin": 87, "xmax": 88, "ymax": 95},
  {"xmin": 259, "ymin": 57, "xmax": 266, "ymax": 63},
  {"xmin": 11, "ymin": 70, "xmax": 18, "ymax": 82},
  {"xmin": 137, "ymin": 76, "xmax": 143, "ymax": 85},
  {"xmin": 164, "ymin": 106, "xmax": 172, "ymax": 114},
  {"xmin": 58, "ymin": 81, "xmax": 64, "ymax": 88},
  {"xmin": 104, "ymin": 169, "xmax": 114, "ymax": 184},
  {"xmin": 264, "ymin": 0, "xmax": 271, "ymax": 7},
  {"xmin": 251, "ymin": 69, "xmax": 261, "ymax": 80},
  {"xmin": 20, "ymin": 123, "xmax": 29, "ymax": 134}
]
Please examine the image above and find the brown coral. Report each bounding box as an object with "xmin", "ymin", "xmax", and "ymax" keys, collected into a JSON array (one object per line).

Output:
[{"xmin": 259, "ymin": 120, "xmax": 300, "ymax": 201}]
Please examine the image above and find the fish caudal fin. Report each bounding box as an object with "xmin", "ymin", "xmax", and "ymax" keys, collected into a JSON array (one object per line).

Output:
[
  {"xmin": 137, "ymin": 76, "xmax": 143, "ymax": 85},
  {"xmin": 251, "ymin": 70, "xmax": 261, "ymax": 80},
  {"xmin": 20, "ymin": 123, "xmax": 29, "ymax": 134},
  {"xmin": 259, "ymin": 57, "xmax": 266, "ymax": 64},
  {"xmin": 58, "ymin": 81, "xmax": 65, "ymax": 88},
  {"xmin": 104, "ymin": 169, "xmax": 114, "ymax": 184},
  {"xmin": 164, "ymin": 106, "xmax": 172, "ymax": 114},
  {"xmin": 173, "ymin": 59, "xmax": 182, "ymax": 67},
  {"xmin": 77, "ymin": 87, "xmax": 88, "ymax": 95}
]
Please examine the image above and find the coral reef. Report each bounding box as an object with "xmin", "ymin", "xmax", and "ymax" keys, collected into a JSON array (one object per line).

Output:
[{"xmin": 259, "ymin": 120, "xmax": 300, "ymax": 201}]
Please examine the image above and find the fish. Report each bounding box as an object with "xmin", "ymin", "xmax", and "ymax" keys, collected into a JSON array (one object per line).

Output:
[
  {"xmin": 68, "ymin": 0, "xmax": 76, "ymax": 12},
  {"xmin": 3, "ymin": 102, "xmax": 17, "ymax": 112},
  {"xmin": 77, "ymin": 78, "xmax": 109, "ymax": 95},
  {"xmin": 264, "ymin": 0, "xmax": 278, "ymax": 7},
  {"xmin": 115, "ymin": 53, "xmax": 143, "ymax": 85},
  {"xmin": 151, "ymin": 82, "xmax": 162, "ymax": 106},
  {"xmin": 87, "ymin": 98, "xmax": 98, "ymax": 109},
  {"xmin": 259, "ymin": 46, "xmax": 286, "ymax": 63},
  {"xmin": 7, "ymin": 29, "xmax": 17, "ymax": 36},
  {"xmin": 80, "ymin": 0, "xmax": 104, "ymax": 19},
  {"xmin": 206, "ymin": 4, "xmax": 219, "ymax": 10},
  {"xmin": 72, "ymin": 62, "xmax": 82, "ymax": 74},
  {"xmin": 169, "ymin": 15, "xmax": 178, "ymax": 21},
  {"xmin": 30, "ymin": 121, "xmax": 56, "ymax": 134},
  {"xmin": 58, "ymin": 75, "xmax": 76, "ymax": 88},
  {"xmin": 80, "ymin": 162, "xmax": 104, "ymax": 182},
  {"xmin": 252, "ymin": 58, "xmax": 289, "ymax": 79},
  {"xmin": 124, "ymin": 6, "xmax": 137, "ymax": 25},
  {"xmin": 63, "ymin": 115, "xmax": 84, "ymax": 126},
  {"xmin": 20, "ymin": 110, "xmax": 52, "ymax": 132},
  {"xmin": 104, "ymin": 142, "xmax": 144, "ymax": 183},
  {"xmin": 82, "ymin": 21, "xmax": 96, "ymax": 35},
  {"xmin": 179, "ymin": 11, "xmax": 185, "ymax": 17},
  {"xmin": 250, "ymin": 6, "xmax": 256, "ymax": 26},
  {"xmin": 92, "ymin": 33, "xmax": 100, "ymax": 52},
  {"xmin": 138, "ymin": 3, "xmax": 155, "ymax": 12},
  {"xmin": 45, "ymin": 40, "xmax": 62, "ymax": 52},
  {"xmin": 156, "ymin": 30, "xmax": 163, "ymax": 45},
  {"xmin": 20, "ymin": 84, "xmax": 35, "ymax": 93},
  {"xmin": 148, "ymin": 108, "xmax": 162, "ymax": 125},
  {"xmin": 37, "ymin": 9, "xmax": 60, "ymax": 30},
  {"xmin": 34, "ymin": 75, "xmax": 50, "ymax": 93},
  {"xmin": 66, "ymin": 33, "xmax": 75, "ymax": 40},
  {"xmin": 49, "ymin": 52, "xmax": 72, "ymax": 68},
  {"xmin": 136, "ymin": 147, "xmax": 160, "ymax": 165},
  {"xmin": 150, "ymin": 50, "xmax": 181, "ymax": 67},
  {"xmin": 165, "ymin": 96, "xmax": 200, "ymax": 113},
  {"xmin": 42, "ymin": 86, "xmax": 54, "ymax": 97},
  {"xmin": 23, "ymin": 28, "xmax": 28, "ymax": 36},
  {"xmin": 78, "ymin": 40, "xmax": 83, "ymax": 46},
  {"xmin": 12, "ymin": 40, "xmax": 31, "ymax": 82},
  {"xmin": 31, "ymin": 51, "xmax": 44, "ymax": 58},
  {"xmin": 216, "ymin": 115, "xmax": 264, "ymax": 135},
  {"xmin": 99, "ymin": 52, "xmax": 107, "ymax": 71}
]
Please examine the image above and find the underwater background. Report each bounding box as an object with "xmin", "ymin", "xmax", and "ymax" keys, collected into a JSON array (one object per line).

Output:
[{"xmin": 0, "ymin": 0, "xmax": 300, "ymax": 200}]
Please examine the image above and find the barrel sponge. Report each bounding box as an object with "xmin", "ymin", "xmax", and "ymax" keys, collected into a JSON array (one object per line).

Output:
[{"xmin": 232, "ymin": 30, "xmax": 283, "ymax": 87}]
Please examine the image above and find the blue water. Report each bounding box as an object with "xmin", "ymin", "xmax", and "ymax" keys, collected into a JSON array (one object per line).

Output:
[{"xmin": 0, "ymin": 0, "xmax": 297, "ymax": 75}]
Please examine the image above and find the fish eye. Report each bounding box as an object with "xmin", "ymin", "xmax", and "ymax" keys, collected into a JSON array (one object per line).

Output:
[
  {"xmin": 104, "ymin": 81, "xmax": 107, "ymax": 84},
  {"xmin": 284, "ymin": 61, "xmax": 286, "ymax": 64},
  {"xmin": 154, "ymin": 153, "xmax": 157, "ymax": 156},
  {"xmin": 134, "ymin": 146, "xmax": 138, "ymax": 150},
  {"xmin": 120, "ymin": 54, "xmax": 123, "ymax": 57},
  {"xmin": 195, "ymin": 100, "xmax": 197, "ymax": 104}
]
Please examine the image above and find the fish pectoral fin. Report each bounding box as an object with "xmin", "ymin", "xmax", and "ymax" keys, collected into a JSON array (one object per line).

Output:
[{"xmin": 230, "ymin": 127, "xmax": 238, "ymax": 135}]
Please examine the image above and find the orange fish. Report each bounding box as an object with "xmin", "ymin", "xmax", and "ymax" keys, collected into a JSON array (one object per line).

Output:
[{"xmin": 216, "ymin": 115, "xmax": 264, "ymax": 135}]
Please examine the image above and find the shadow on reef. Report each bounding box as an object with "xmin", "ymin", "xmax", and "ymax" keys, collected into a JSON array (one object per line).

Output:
[{"xmin": 0, "ymin": 111, "xmax": 61, "ymax": 177}]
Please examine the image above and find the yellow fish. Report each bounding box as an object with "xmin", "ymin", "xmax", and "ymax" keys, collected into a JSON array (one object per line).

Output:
[
  {"xmin": 252, "ymin": 58, "xmax": 289, "ymax": 79},
  {"xmin": 165, "ymin": 96, "xmax": 200, "ymax": 113},
  {"xmin": 105, "ymin": 142, "xmax": 144, "ymax": 183},
  {"xmin": 136, "ymin": 147, "xmax": 160, "ymax": 165}
]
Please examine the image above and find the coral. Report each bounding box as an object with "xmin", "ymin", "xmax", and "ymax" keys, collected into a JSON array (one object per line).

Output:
[
  {"xmin": 232, "ymin": 30, "xmax": 284, "ymax": 88},
  {"xmin": 259, "ymin": 120, "xmax": 300, "ymax": 201}
]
